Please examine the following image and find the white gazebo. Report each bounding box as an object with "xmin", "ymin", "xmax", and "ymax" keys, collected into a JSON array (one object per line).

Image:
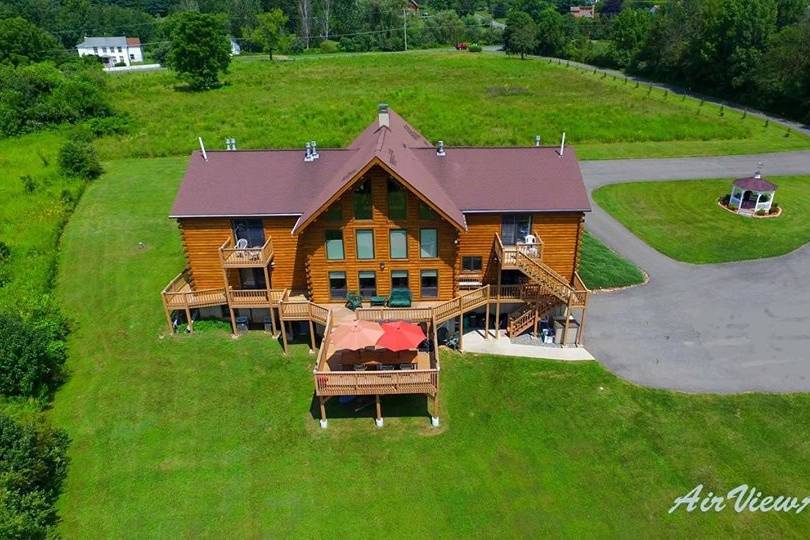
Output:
[{"xmin": 728, "ymin": 173, "xmax": 777, "ymax": 215}]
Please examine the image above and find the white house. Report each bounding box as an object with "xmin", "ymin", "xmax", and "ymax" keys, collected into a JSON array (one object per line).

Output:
[{"xmin": 76, "ymin": 37, "xmax": 143, "ymax": 67}]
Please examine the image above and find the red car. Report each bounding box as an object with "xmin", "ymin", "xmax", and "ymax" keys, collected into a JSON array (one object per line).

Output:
[{"xmin": 455, "ymin": 42, "xmax": 468, "ymax": 50}]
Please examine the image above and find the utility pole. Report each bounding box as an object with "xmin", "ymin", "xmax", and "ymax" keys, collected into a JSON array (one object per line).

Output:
[{"xmin": 403, "ymin": 9, "xmax": 408, "ymax": 51}]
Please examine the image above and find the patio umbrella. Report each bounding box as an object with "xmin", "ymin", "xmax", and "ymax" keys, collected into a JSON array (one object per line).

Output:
[
  {"xmin": 329, "ymin": 320, "xmax": 385, "ymax": 351},
  {"xmin": 376, "ymin": 321, "xmax": 427, "ymax": 352}
]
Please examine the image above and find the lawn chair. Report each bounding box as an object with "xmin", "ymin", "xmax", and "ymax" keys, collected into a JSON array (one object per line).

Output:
[
  {"xmin": 235, "ymin": 238, "xmax": 249, "ymax": 260},
  {"xmin": 387, "ymin": 288, "xmax": 412, "ymax": 308}
]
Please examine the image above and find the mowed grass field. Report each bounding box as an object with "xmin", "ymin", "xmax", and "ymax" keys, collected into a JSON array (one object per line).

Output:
[
  {"xmin": 578, "ymin": 231, "xmax": 645, "ymax": 289},
  {"xmin": 99, "ymin": 51, "xmax": 809, "ymax": 160},
  {"xmin": 593, "ymin": 176, "xmax": 810, "ymax": 263},
  {"xmin": 50, "ymin": 158, "xmax": 810, "ymax": 537}
]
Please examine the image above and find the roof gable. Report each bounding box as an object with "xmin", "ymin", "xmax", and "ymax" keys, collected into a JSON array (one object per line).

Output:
[{"xmin": 291, "ymin": 110, "xmax": 466, "ymax": 234}]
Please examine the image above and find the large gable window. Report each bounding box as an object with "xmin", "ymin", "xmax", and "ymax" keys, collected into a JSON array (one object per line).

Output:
[
  {"xmin": 418, "ymin": 202, "xmax": 436, "ymax": 220},
  {"xmin": 232, "ymin": 219, "xmax": 265, "ymax": 248},
  {"xmin": 356, "ymin": 229, "xmax": 374, "ymax": 259},
  {"xmin": 389, "ymin": 229, "xmax": 407, "ymax": 259},
  {"xmin": 325, "ymin": 230, "xmax": 344, "ymax": 260},
  {"xmin": 353, "ymin": 179, "xmax": 372, "ymax": 220},
  {"xmin": 387, "ymin": 179, "xmax": 406, "ymax": 220},
  {"xmin": 420, "ymin": 228, "xmax": 437, "ymax": 258}
]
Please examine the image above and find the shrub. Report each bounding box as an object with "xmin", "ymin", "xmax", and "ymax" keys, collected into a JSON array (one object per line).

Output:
[
  {"xmin": 0, "ymin": 313, "xmax": 66, "ymax": 397},
  {"xmin": 58, "ymin": 140, "xmax": 102, "ymax": 180},
  {"xmin": 0, "ymin": 242, "xmax": 9, "ymax": 262},
  {"xmin": 756, "ymin": 209, "xmax": 767, "ymax": 216},
  {"xmin": 20, "ymin": 175, "xmax": 36, "ymax": 193},
  {"xmin": 468, "ymin": 43, "xmax": 482, "ymax": 52},
  {"xmin": 84, "ymin": 114, "xmax": 131, "ymax": 137},
  {"xmin": 770, "ymin": 202, "xmax": 780, "ymax": 214},
  {"xmin": 320, "ymin": 40, "xmax": 339, "ymax": 54},
  {"xmin": 720, "ymin": 194, "xmax": 730, "ymax": 205},
  {"xmin": 728, "ymin": 203, "xmax": 739, "ymax": 211},
  {"xmin": 0, "ymin": 414, "xmax": 69, "ymax": 539}
]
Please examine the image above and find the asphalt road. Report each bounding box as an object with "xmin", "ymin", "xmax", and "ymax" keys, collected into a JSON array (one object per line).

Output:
[{"xmin": 580, "ymin": 150, "xmax": 810, "ymax": 393}]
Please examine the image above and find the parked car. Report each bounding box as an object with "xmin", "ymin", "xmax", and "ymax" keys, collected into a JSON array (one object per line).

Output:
[{"xmin": 455, "ymin": 42, "xmax": 468, "ymax": 50}]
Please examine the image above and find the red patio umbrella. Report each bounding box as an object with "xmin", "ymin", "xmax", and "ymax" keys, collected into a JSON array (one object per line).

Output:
[
  {"xmin": 376, "ymin": 321, "xmax": 427, "ymax": 352},
  {"xmin": 329, "ymin": 320, "xmax": 385, "ymax": 351}
]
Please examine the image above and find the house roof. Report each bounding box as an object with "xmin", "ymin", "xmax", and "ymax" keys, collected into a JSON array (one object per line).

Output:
[
  {"xmin": 126, "ymin": 37, "xmax": 141, "ymax": 47},
  {"xmin": 169, "ymin": 109, "xmax": 591, "ymax": 230},
  {"xmin": 76, "ymin": 36, "xmax": 128, "ymax": 49},
  {"xmin": 734, "ymin": 174, "xmax": 776, "ymax": 192}
]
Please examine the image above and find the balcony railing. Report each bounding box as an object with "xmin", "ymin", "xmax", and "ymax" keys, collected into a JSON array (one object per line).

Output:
[
  {"xmin": 228, "ymin": 287, "xmax": 287, "ymax": 307},
  {"xmin": 219, "ymin": 237, "xmax": 274, "ymax": 268}
]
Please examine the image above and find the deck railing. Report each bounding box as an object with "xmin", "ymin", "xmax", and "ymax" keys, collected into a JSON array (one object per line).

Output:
[
  {"xmin": 280, "ymin": 298, "xmax": 329, "ymax": 325},
  {"xmin": 219, "ymin": 237, "xmax": 274, "ymax": 268},
  {"xmin": 495, "ymin": 232, "xmax": 544, "ymax": 268},
  {"xmin": 433, "ymin": 285, "xmax": 490, "ymax": 324},
  {"xmin": 571, "ymin": 272, "xmax": 590, "ymax": 308},
  {"xmin": 314, "ymin": 369, "xmax": 439, "ymax": 396},
  {"xmin": 355, "ymin": 307, "xmax": 434, "ymax": 322},
  {"xmin": 161, "ymin": 271, "xmax": 227, "ymax": 310}
]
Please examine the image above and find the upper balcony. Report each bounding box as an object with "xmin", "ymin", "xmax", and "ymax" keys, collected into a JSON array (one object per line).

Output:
[
  {"xmin": 218, "ymin": 237, "xmax": 274, "ymax": 268},
  {"xmin": 494, "ymin": 231, "xmax": 544, "ymax": 269}
]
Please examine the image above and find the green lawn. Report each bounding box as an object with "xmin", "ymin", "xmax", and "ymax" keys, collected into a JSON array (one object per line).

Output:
[
  {"xmin": 49, "ymin": 158, "xmax": 810, "ymax": 537},
  {"xmin": 593, "ymin": 176, "xmax": 810, "ymax": 263},
  {"xmin": 96, "ymin": 51, "xmax": 809, "ymax": 160},
  {"xmin": 579, "ymin": 231, "xmax": 646, "ymax": 289}
]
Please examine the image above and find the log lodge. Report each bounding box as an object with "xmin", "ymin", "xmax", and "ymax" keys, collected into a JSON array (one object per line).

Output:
[{"xmin": 162, "ymin": 106, "xmax": 591, "ymax": 426}]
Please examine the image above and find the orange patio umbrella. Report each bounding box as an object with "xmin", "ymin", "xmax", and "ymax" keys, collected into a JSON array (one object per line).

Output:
[
  {"xmin": 376, "ymin": 321, "xmax": 427, "ymax": 352},
  {"xmin": 329, "ymin": 320, "xmax": 385, "ymax": 351}
]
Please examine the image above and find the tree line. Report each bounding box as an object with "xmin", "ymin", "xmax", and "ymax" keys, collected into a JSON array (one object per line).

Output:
[{"xmin": 504, "ymin": 0, "xmax": 810, "ymax": 123}]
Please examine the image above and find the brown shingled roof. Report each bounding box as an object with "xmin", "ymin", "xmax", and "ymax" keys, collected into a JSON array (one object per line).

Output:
[
  {"xmin": 733, "ymin": 174, "xmax": 777, "ymax": 192},
  {"xmin": 169, "ymin": 109, "xmax": 591, "ymax": 228}
]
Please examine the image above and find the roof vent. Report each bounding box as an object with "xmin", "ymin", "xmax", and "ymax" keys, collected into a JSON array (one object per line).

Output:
[
  {"xmin": 304, "ymin": 142, "xmax": 314, "ymax": 162},
  {"xmin": 225, "ymin": 137, "xmax": 237, "ymax": 151},
  {"xmin": 436, "ymin": 140, "xmax": 445, "ymax": 157},
  {"xmin": 310, "ymin": 140, "xmax": 319, "ymax": 160},
  {"xmin": 535, "ymin": 135, "xmax": 541, "ymax": 147},
  {"xmin": 378, "ymin": 103, "xmax": 390, "ymax": 128}
]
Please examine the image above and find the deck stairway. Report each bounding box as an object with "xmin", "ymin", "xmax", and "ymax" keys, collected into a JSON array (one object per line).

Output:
[{"xmin": 495, "ymin": 234, "xmax": 589, "ymax": 337}]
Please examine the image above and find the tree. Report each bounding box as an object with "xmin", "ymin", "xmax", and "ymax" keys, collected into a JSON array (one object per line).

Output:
[
  {"xmin": 504, "ymin": 11, "xmax": 538, "ymax": 59},
  {"xmin": 426, "ymin": 10, "xmax": 465, "ymax": 45},
  {"xmin": 0, "ymin": 17, "xmax": 61, "ymax": 67},
  {"xmin": 608, "ymin": 7, "xmax": 651, "ymax": 67},
  {"xmin": 757, "ymin": 17, "xmax": 810, "ymax": 121},
  {"xmin": 228, "ymin": 0, "xmax": 262, "ymax": 36},
  {"xmin": 535, "ymin": 7, "xmax": 571, "ymax": 56},
  {"xmin": 165, "ymin": 12, "xmax": 231, "ymax": 90},
  {"xmin": 249, "ymin": 9, "xmax": 289, "ymax": 59},
  {"xmin": 58, "ymin": 139, "xmax": 103, "ymax": 179},
  {"xmin": 0, "ymin": 313, "xmax": 66, "ymax": 397}
]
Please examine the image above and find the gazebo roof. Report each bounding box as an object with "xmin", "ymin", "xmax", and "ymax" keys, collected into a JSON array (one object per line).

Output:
[{"xmin": 733, "ymin": 174, "xmax": 777, "ymax": 192}]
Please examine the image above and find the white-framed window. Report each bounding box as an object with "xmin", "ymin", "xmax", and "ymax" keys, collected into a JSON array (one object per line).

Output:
[
  {"xmin": 420, "ymin": 228, "xmax": 437, "ymax": 258},
  {"xmin": 389, "ymin": 229, "xmax": 407, "ymax": 259},
  {"xmin": 356, "ymin": 229, "xmax": 374, "ymax": 259}
]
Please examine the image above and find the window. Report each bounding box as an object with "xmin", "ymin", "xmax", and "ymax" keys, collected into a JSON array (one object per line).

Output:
[
  {"xmin": 102, "ymin": 46, "xmax": 107, "ymax": 53},
  {"xmin": 356, "ymin": 229, "xmax": 374, "ymax": 259},
  {"xmin": 387, "ymin": 179, "xmax": 406, "ymax": 219},
  {"xmin": 239, "ymin": 268, "xmax": 266, "ymax": 289},
  {"xmin": 117, "ymin": 46, "xmax": 122, "ymax": 52},
  {"xmin": 232, "ymin": 219, "xmax": 265, "ymax": 247},
  {"xmin": 93, "ymin": 47, "xmax": 98, "ymax": 53},
  {"xmin": 391, "ymin": 270, "xmax": 409, "ymax": 290},
  {"xmin": 358, "ymin": 271, "xmax": 377, "ymax": 297},
  {"xmin": 420, "ymin": 270, "xmax": 438, "ymax": 298},
  {"xmin": 129, "ymin": 53, "xmax": 135, "ymax": 60},
  {"xmin": 329, "ymin": 271, "xmax": 347, "ymax": 299},
  {"xmin": 419, "ymin": 202, "xmax": 436, "ymax": 220},
  {"xmin": 420, "ymin": 228, "xmax": 437, "ymax": 258},
  {"xmin": 389, "ymin": 229, "xmax": 407, "ymax": 259},
  {"xmin": 325, "ymin": 230, "xmax": 344, "ymax": 260},
  {"xmin": 353, "ymin": 180, "xmax": 372, "ymax": 219},
  {"xmin": 462, "ymin": 256, "xmax": 483, "ymax": 272},
  {"xmin": 325, "ymin": 203, "xmax": 342, "ymax": 221},
  {"xmin": 501, "ymin": 214, "xmax": 532, "ymax": 245}
]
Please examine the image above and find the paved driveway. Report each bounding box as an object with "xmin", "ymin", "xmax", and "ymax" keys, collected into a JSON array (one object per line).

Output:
[{"xmin": 580, "ymin": 151, "xmax": 810, "ymax": 393}]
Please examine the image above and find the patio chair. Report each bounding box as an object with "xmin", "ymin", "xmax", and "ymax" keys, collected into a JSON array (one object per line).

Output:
[
  {"xmin": 399, "ymin": 363, "xmax": 416, "ymax": 370},
  {"xmin": 353, "ymin": 364, "xmax": 367, "ymax": 371},
  {"xmin": 235, "ymin": 238, "xmax": 249, "ymax": 260},
  {"xmin": 387, "ymin": 288, "xmax": 412, "ymax": 308}
]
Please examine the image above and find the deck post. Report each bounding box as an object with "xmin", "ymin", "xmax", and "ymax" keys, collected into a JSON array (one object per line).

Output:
[
  {"xmin": 576, "ymin": 306, "xmax": 587, "ymax": 346},
  {"xmin": 184, "ymin": 305, "xmax": 193, "ymax": 334},
  {"xmin": 458, "ymin": 312, "xmax": 464, "ymax": 352},
  {"xmin": 308, "ymin": 319, "xmax": 316, "ymax": 352},
  {"xmin": 279, "ymin": 311, "xmax": 289, "ymax": 354},
  {"xmin": 495, "ymin": 267, "xmax": 502, "ymax": 340},
  {"xmin": 532, "ymin": 302, "xmax": 539, "ymax": 337},
  {"xmin": 375, "ymin": 395, "xmax": 383, "ymax": 427},
  {"xmin": 319, "ymin": 396, "xmax": 328, "ymax": 428},
  {"xmin": 431, "ymin": 393, "xmax": 440, "ymax": 426},
  {"xmin": 228, "ymin": 305, "xmax": 238, "ymax": 336},
  {"xmin": 484, "ymin": 287, "xmax": 490, "ymax": 339},
  {"xmin": 562, "ymin": 299, "xmax": 572, "ymax": 346},
  {"xmin": 264, "ymin": 266, "xmax": 277, "ymax": 335},
  {"xmin": 162, "ymin": 299, "xmax": 174, "ymax": 335}
]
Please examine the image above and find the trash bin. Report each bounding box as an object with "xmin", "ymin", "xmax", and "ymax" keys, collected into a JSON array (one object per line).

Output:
[
  {"xmin": 263, "ymin": 315, "xmax": 273, "ymax": 333},
  {"xmin": 235, "ymin": 316, "xmax": 249, "ymax": 334},
  {"xmin": 553, "ymin": 318, "xmax": 579, "ymax": 345}
]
